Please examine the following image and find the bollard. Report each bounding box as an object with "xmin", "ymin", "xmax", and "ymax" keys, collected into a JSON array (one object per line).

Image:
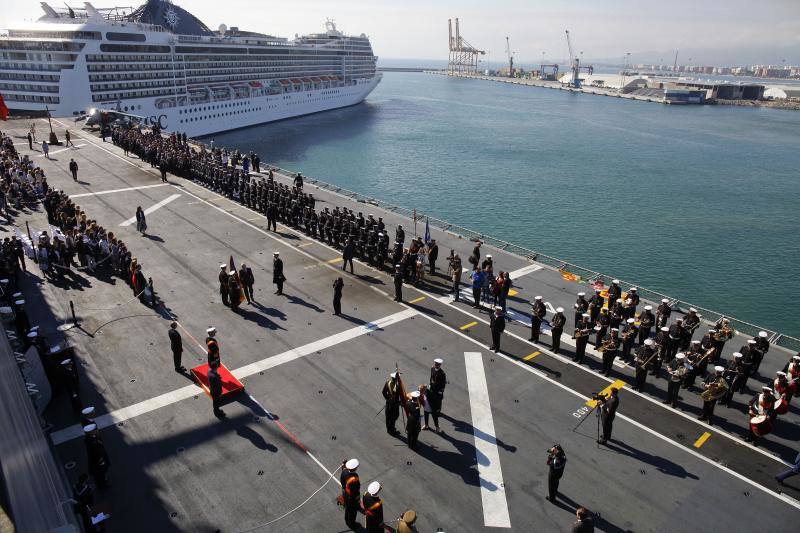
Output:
[{"xmin": 70, "ymin": 300, "xmax": 78, "ymax": 326}]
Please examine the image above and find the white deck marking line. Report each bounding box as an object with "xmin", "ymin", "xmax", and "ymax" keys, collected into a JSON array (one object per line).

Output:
[
  {"xmin": 507, "ymin": 263, "xmax": 543, "ymax": 279},
  {"xmin": 464, "ymin": 351, "xmax": 512, "ymax": 528},
  {"xmin": 119, "ymin": 193, "xmax": 181, "ymax": 226},
  {"xmin": 69, "ymin": 183, "xmax": 170, "ymax": 198},
  {"xmin": 410, "ymin": 308, "xmax": 800, "ymax": 512},
  {"xmin": 49, "ymin": 308, "xmax": 416, "ymax": 445},
  {"xmin": 37, "ymin": 143, "xmax": 87, "ymax": 157}
]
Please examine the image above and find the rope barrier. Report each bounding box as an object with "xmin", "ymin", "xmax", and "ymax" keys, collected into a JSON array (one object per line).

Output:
[{"xmin": 235, "ymin": 464, "xmax": 342, "ymax": 533}]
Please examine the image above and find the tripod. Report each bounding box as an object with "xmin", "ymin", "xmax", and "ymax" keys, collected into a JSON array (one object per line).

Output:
[{"xmin": 573, "ymin": 400, "xmax": 602, "ymax": 448}]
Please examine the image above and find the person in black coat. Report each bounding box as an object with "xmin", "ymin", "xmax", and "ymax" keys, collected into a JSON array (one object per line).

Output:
[
  {"xmin": 427, "ymin": 239, "xmax": 439, "ymax": 275},
  {"xmin": 546, "ymin": 444, "xmax": 566, "ymax": 502},
  {"xmin": 406, "ymin": 391, "xmax": 422, "ymax": 450},
  {"xmin": 239, "ymin": 263, "xmax": 255, "ymax": 303},
  {"xmin": 393, "ymin": 265, "xmax": 403, "ymax": 302},
  {"xmin": 69, "ymin": 159, "xmax": 79, "ymax": 181},
  {"xmin": 332, "ymin": 277, "xmax": 344, "ymax": 315},
  {"xmin": 168, "ymin": 322, "xmax": 184, "ymax": 372},
  {"xmin": 272, "ymin": 252, "xmax": 285, "ymax": 295},
  {"xmin": 218, "ymin": 264, "xmax": 229, "ymax": 306},
  {"xmin": 489, "ymin": 307, "xmax": 505, "ymax": 353},
  {"xmin": 598, "ymin": 387, "xmax": 619, "ymax": 444},
  {"xmin": 208, "ymin": 361, "xmax": 225, "ymax": 418},
  {"xmin": 572, "ymin": 507, "xmax": 595, "ymax": 533},
  {"xmin": 83, "ymin": 424, "xmax": 110, "ymax": 488},
  {"xmin": 342, "ymin": 238, "xmax": 355, "ymax": 274},
  {"xmin": 428, "ymin": 358, "xmax": 446, "ymax": 431}
]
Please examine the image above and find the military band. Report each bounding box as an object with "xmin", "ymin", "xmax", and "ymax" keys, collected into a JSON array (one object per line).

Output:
[
  {"xmin": 572, "ymin": 314, "xmax": 592, "ymax": 364},
  {"xmin": 588, "ymin": 288, "xmax": 604, "ymax": 325},
  {"xmin": 530, "ymin": 296, "xmax": 546, "ymax": 343},
  {"xmin": 599, "ymin": 328, "xmax": 620, "ymax": 376},
  {"xmin": 638, "ymin": 305, "xmax": 655, "ymax": 345},
  {"xmin": 550, "ymin": 307, "xmax": 566, "ymax": 354},
  {"xmin": 665, "ymin": 353, "xmax": 689, "ymax": 408},
  {"xmin": 594, "ymin": 308, "xmax": 610, "ymax": 349},
  {"xmin": 574, "ymin": 292, "xmax": 589, "ymax": 328},
  {"xmin": 699, "ymin": 366, "xmax": 727, "ymax": 426}
]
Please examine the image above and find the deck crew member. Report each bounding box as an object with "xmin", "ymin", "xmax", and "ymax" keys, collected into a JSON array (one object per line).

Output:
[
  {"xmin": 168, "ymin": 322, "xmax": 184, "ymax": 372},
  {"xmin": 428, "ymin": 358, "xmax": 446, "ymax": 432},
  {"xmin": 362, "ymin": 481, "xmax": 384, "ymax": 533},
  {"xmin": 574, "ymin": 292, "xmax": 589, "ymax": 328},
  {"xmin": 588, "ymin": 289, "xmax": 604, "ymax": 325},
  {"xmin": 340, "ymin": 458, "xmax": 361, "ymax": 529},
  {"xmin": 529, "ymin": 296, "xmax": 546, "ymax": 343},
  {"xmin": 546, "ymin": 444, "xmax": 567, "ymax": 503},
  {"xmin": 550, "ymin": 307, "xmax": 566, "ymax": 354},
  {"xmin": 382, "ymin": 372, "xmax": 402, "ymax": 435},
  {"xmin": 573, "ymin": 314, "xmax": 591, "ymax": 364},
  {"xmin": 218, "ymin": 264, "xmax": 229, "ymax": 306},
  {"xmin": 84, "ymin": 424, "xmax": 110, "ymax": 489},
  {"xmin": 489, "ymin": 306, "xmax": 505, "ymax": 353},
  {"xmin": 600, "ymin": 328, "xmax": 620, "ymax": 376},
  {"xmin": 598, "ymin": 387, "xmax": 619, "ymax": 445},
  {"xmin": 699, "ymin": 366, "xmax": 727, "ymax": 426},
  {"xmin": 206, "ymin": 327, "xmax": 220, "ymax": 367},
  {"xmin": 272, "ymin": 252, "xmax": 285, "ymax": 295},
  {"xmin": 638, "ymin": 305, "xmax": 655, "ymax": 344},
  {"xmin": 665, "ymin": 354, "xmax": 687, "ymax": 408}
]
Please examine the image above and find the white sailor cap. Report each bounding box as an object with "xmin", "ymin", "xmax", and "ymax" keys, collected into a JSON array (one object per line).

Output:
[
  {"xmin": 486, "ymin": 254, "xmax": 492, "ymax": 258},
  {"xmin": 27, "ymin": 331, "xmax": 37, "ymax": 338},
  {"xmin": 676, "ymin": 353, "xmax": 685, "ymax": 360},
  {"xmin": 534, "ymin": 296, "xmax": 543, "ymax": 301},
  {"xmin": 661, "ymin": 326, "xmax": 669, "ymax": 332},
  {"xmin": 692, "ymin": 340, "xmax": 700, "ymax": 344},
  {"xmin": 273, "ymin": 251, "xmax": 280, "ymax": 256},
  {"xmin": 0, "ymin": 279, "xmax": 8, "ymax": 284},
  {"xmin": 612, "ymin": 279, "xmax": 620, "ymax": 284},
  {"xmin": 12, "ymin": 292, "xmax": 22, "ymax": 298},
  {"xmin": 644, "ymin": 339, "xmax": 655, "ymax": 346},
  {"xmin": 410, "ymin": 390, "xmax": 420, "ymax": 398},
  {"xmin": 220, "ymin": 264, "xmax": 227, "ymax": 268},
  {"xmin": 708, "ymin": 328, "xmax": 716, "ymax": 333},
  {"xmin": 793, "ymin": 355, "xmax": 800, "ymax": 361},
  {"xmin": 714, "ymin": 366, "xmax": 725, "ymax": 373},
  {"xmin": 390, "ymin": 371, "xmax": 398, "ymax": 378},
  {"xmin": 229, "ymin": 271, "xmax": 236, "ymax": 276},
  {"xmin": 611, "ymin": 328, "xmax": 619, "ymax": 332},
  {"xmin": 367, "ymin": 481, "xmax": 381, "ymax": 496},
  {"xmin": 394, "ymin": 264, "xmax": 401, "ymax": 268},
  {"xmin": 495, "ymin": 306, "xmax": 503, "ymax": 312},
  {"xmin": 61, "ymin": 358, "xmax": 72, "ymax": 366},
  {"xmin": 777, "ymin": 371, "xmax": 787, "ymax": 377},
  {"xmin": 83, "ymin": 424, "xmax": 97, "ymax": 433},
  {"xmin": 206, "ymin": 327, "xmax": 216, "ymax": 334},
  {"xmin": 14, "ymin": 299, "xmax": 24, "ymax": 305},
  {"xmin": 676, "ymin": 317, "xmax": 683, "ymax": 322},
  {"xmin": 644, "ymin": 305, "xmax": 652, "ymax": 311},
  {"xmin": 345, "ymin": 458, "xmax": 359, "ymax": 470},
  {"xmin": 616, "ymin": 298, "xmax": 622, "ymax": 303},
  {"xmin": 556, "ymin": 307, "xmax": 564, "ymax": 313},
  {"xmin": 627, "ymin": 318, "xmax": 635, "ymax": 324},
  {"xmin": 81, "ymin": 406, "xmax": 95, "ymax": 416},
  {"xmin": 577, "ymin": 292, "xmax": 585, "ymax": 296},
  {"xmin": 661, "ymin": 298, "xmax": 669, "ymax": 303},
  {"xmin": 378, "ymin": 233, "xmax": 384, "ymax": 237},
  {"xmin": 762, "ymin": 386, "xmax": 773, "ymax": 393},
  {"xmin": 733, "ymin": 352, "xmax": 742, "ymax": 358},
  {"xmin": 758, "ymin": 331, "xmax": 767, "ymax": 338},
  {"xmin": 433, "ymin": 358, "xmax": 443, "ymax": 365},
  {"xmin": 687, "ymin": 308, "xmax": 696, "ymax": 313},
  {"xmin": 630, "ymin": 287, "xmax": 637, "ymax": 291},
  {"xmin": 582, "ymin": 313, "xmax": 590, "ymax": 318},
  {"xmin": 747, "ymin": 339, "xmax": 756, "ymax": 345}
]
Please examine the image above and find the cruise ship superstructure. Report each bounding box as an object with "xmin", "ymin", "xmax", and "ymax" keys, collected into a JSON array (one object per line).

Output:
[{"xmin": 0, "ymin": 0, "xmax": 381, "ymax": 136}]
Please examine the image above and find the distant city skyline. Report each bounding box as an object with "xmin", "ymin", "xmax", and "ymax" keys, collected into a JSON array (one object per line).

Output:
[{"xmin": 2, "ymin": 0, "xmax": 799, "ymax": 65}]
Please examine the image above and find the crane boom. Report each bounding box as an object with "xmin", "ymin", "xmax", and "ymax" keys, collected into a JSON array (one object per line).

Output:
[
  {"xmin": 505, "ymin": 36, "xmax": 514, "ymax": 78},
  {"xmin": 565, "ymin": 30, "xmax": 574, "ymax": 65}
]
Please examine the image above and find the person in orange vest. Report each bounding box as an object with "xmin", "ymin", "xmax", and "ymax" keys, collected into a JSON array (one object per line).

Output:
[
  {"xmin": 362, "ymin": 481, "xmax": 384, "ymax": 533},
  {"xmin": 206, "ymin": 327, "xmax": 220, "ymax": 367},
  {"xmin": 340, "ymin": 458, "xmax": 361, "ymax": 529}
]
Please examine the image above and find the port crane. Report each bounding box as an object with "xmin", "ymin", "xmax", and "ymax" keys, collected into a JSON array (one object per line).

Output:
[
  {"xmin": 505, "ymin": 36, "xmax": 515, "ymax": 77},
  {"xmin": 539, "ymin": 63, "xmax": 559, "ymax": 80},
  {"xmin": 564, "ymin": 30, "xmax": 593, "ymax": 88}
]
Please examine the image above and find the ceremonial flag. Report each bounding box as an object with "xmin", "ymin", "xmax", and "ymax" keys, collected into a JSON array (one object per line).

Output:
[
  {"xmin": 395, "ymin": 363, "xmax": 410, "ymax": 418},
  {"xmin": 0, "ymin": 93, "xmax": 8, "ymax": 121},
  {"xmin": 228, "ymin": 255, "xmax": 245, "ymax": 306},
  {"xmin": 559, "ymin": 268, "xmax": 581, "ymax": 282},
  {"xmin": 424, "ymin": 217, "xmax": 431, "ymax": 245}
]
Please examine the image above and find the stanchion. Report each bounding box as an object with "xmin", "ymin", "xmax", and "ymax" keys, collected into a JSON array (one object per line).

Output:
[{"xmin": 70, "ymin": 300, "xmax": 78, "ymax": 327}]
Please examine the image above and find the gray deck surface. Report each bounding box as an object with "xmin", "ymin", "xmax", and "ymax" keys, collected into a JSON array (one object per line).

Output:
[{"xmin": 4, "ymin": 118, "xmax": 799, "ymax": 532}]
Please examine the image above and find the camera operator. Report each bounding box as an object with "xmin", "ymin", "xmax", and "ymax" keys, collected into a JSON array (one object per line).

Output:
[
  {"xmin": 597, "ymin": 387, "xmax": 620, "ymax": 445},
  {"xmin": 545, "ymin": 444, "xmax": 567, "ymax": 503}
]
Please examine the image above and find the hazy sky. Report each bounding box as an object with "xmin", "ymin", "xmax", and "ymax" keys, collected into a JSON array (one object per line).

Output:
[{"xmin": 2, "ymin": 0, "xmax": 799, "ymax": 65}]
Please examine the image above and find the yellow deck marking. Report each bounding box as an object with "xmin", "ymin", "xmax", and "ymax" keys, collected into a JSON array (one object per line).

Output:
[
  {"xmin": 694, "ymin": 432, "xmax": 712, "ymax": 448},
  {"xmin": 326, "ymin": 257, "xmax": 343, "ymax": 264},
  {"xmin": 523, "ymin": 351, "xmax": 541, "ymax": 361},
  {"xmin": 459, "ymin": 321, "xmax": 478, "ymax": 331},
  {"xmin": 508, "ymin": 289, "xmax": 518, "ymax": 297},
  {"xmin": 409, "ymin": 296, "xmax": 426, "ymax": 304},
  {"xmin": 586, "ymin": 379, "xmax": 626, "ymax": 407}
]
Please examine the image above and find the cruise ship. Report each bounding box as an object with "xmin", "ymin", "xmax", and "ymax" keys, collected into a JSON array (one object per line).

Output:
[{"xmin": 0, "ymin": 0, "xmax": 381, "ymax": 137}]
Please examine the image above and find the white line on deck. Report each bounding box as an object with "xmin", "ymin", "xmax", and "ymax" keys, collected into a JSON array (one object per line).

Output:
[
  {"xmin": 37, "ymin": 143, "xmax": 87, "ymax": 157},
  {"xmin": 119, "ymin": 193, "xmax": 181, "ymax": 226},
  {"xmin": 507, "ymin": 263, "xmax": 543, "ymax": 279},
  {"xmin": 69, "ymin": 183, "xmax": 170, "ymax": 198},
  {"xmin": 49, "ymin": 308, "xmax": 417, "ymax": 445},
  {"xmin": 464, "ymin": 351, "xmax": 511, "ymax": 528}
]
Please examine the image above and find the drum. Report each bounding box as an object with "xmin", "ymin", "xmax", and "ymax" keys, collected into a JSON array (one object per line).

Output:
[
  {"xmin": 774, "ymin": 397, "xmax": 789, "ymax": 415},
  {"xmin": 749, "ymin": 414, "xmax": 772, "ymax": 437}
]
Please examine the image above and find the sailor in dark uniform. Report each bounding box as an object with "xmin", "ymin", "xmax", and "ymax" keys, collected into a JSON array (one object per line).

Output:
[
  {"xmin": 83, "ymin": 424, "xmax": 110, "ymax": 488},
  {"xmin": 362, "ymin": 481, "xmax": 384, "ymax": 533},
  {"xmin": 624, "ymin": 287, "xmax": 640, "ymax": 320},
  {"xmin": 169, "ymin": 321, "xmax": 184, "ymax": 372},
  {"xmin": 206, "ymin": 327, "xmax": 220, "ymax": 367},
  {"xmin": 382, "ymin": 372, "xmax": 402, "ymax": 435},
  {"xmin": 340, "ymin": 458, "xmax": 361, "ymax": 529},
  {"xmin": 272, "ymin": 252, "xmax": 285, "ymax": 295},
  {"xmin": 588, "ymin": 289, "xmax": 604, "ymax": 325},
  {"xmin": 665, "ymin": 353, "xmax": 687, "ymax": 408},
  {"xmin": 638, "ymin": 305, "xmax": 655, "ymax": 344},
  {"xmin": 621, "ymin": 318, "xmax": 638, "ymax": 362},
  {"xmin": 594, "ymin": 307, "xmax": 610, "ymax": 348},
  {"xmin": 529, "ymin": 296, "xmax": 546, "ymax": 343},
  {"xmin": 489, "ymin": 306, "xmax": 505, "ymax": 353},
  {"xmin": 753, "ymin": 331, "xmax": 770, "ymax": 375},
  {"xmin": 393, "ymin": 265, "xmax": 403, "ymax": 302},
  {"xmin": 406, "ymin": 390, "xmax": 422, "ymax": 450},
  {"xmin": 573, "ymin": 292, "xmax": 589, "ymax": 328},
  {"xmin": 573, "ymin": 314, "xmax": 591, "ymax": 364},
  {"xmin": 218, "ymin": 264, "xmax": 229, "ymax": 306},
  {"xmin": 550, "ymin": 307, "xmax": 566, "ymax": 354},
  {"xmin": 598, "ymin": 387, "xmax": 619, "ymax": 444},
  {"xmin": 634, "ymin": 339, "xmax": 655, "ymax": 392},
  {"xmin": 655, "ymin": 298, "xmax": 671, "ymax": 330},
  {"xmin": 428, "ymin": 358, "xmax": 446, "ymax": 432},
  {"xmin": 600, "ymin": 328, "xmax": 620, "ymax": 376},
  {"xmin": 607, "ymin": 279, "xmax": 621, "ymax": 310}
]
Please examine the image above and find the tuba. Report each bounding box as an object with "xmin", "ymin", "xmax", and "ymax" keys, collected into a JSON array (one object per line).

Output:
[{"xmin": 701, "ymin": 378, "xmax": 728, "ymax": 401}]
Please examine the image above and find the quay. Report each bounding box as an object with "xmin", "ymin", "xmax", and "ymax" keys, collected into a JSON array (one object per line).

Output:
[{"xmin": 1, "ymin": 117, "xmax": 798, "ymax": 532}]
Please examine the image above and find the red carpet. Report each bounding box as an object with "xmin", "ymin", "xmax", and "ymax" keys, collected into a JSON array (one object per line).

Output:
[{"xmin": 190, "ymin": 363, "xmax": 244, "ymax": 399}]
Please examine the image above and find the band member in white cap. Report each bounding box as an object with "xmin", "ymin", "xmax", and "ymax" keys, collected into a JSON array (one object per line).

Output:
[
  {"xmin": 489, "ymin": 306, "xmax": 505, "ymax": 353},
  {"xmin": 638, "ymin": 305, "xmax": 655, "ymax": 344},
  {"xmin": 84, "ymin": 424, "xmax": 111, "ymax": 488},
  {"xmin": 621, "ymin": 318, "xmax": 638, "ymax": 362},
  {"xmin": 406, "ymin": 390, "xmax": 422, "ymax": 450},
  {"xmin": 382, "ymin": 371, "xmax": 402, "ymax": 435},
  {"xmin": 550, "ymin": 307, "xmax": 566, "ymax": 354},
  {"xmin": 61, "ymin": 358, "xmax": 82, "ymax": 412},
  {"xmin": 574, "ymin": 292, "xmax": 588, "ymax": 328},
  {"xmin": 745, "ymin": 387, "xmax": 776, "ymax": 444},
  {"xmin": 588, "ymin": 289, "xmax": 604, "ymax": 325},
  {"xmin": 751, "ymin": 331, "xmax": 769, "ymax": 375},
  {"xmin": 655, "ymin": 298, "xmax": 671, "ymax": 330},
  {"xmin": 573, "ymin": 314, "xmax": 591, "ymax": 364},
  {"xmin": 272, "ymin": 252, "xmax": 285, "ymax": 295},
  {"xmin": 529, "ymin": 296, "xmax": 546, "ymax": 343},
  {"xmin": 362, "ymin": 481, "xmax": 384, "ymax": 533},
  {"xmin": 699, "ymin": 366, "xmax": 727, "ymax": 426},
  {"xmin": 206, "ymin": 327, "xmax": 220, "ymax": 367},
  {"xmin": 665, "ymin": 354, "xmax": 687, "ymax": 408},
  {"xmin": 594, "ymin": 308, "xmax": 610, "ymax": 349},
  {"xmin": 607, "ymin": 279, "xmax": 621, "ymax": 308},
  {"xmin": 218, "ymin": 264, "xmax": 229, "ymax": 306},
  {"xmin": 340, "ymin": 458, "xmax": 361, "ymax": 529},
  {"xmin": 428, "ymin": 358, "xmax": 446, "ymax": 432},
  {"xmin": 625, "ymin": 287, "xmax": 639, "ymax": 320},
  {"xmin": 634, "ymin": 339, "xmax": 655, "ymax": 392},
  {"xmin": 208, "ymin": 360, "xmax": 224, "ymax": 419},
  {"xmin": 393, "ymin": 264, "xmax": 404, "ymax": 302},
  {"xmin": 681, "ymin": 308, "xmax": 701, "ymax": 350},
  {"xmin": 721, "ymin": 353, "xmax": 745, "ymax": 407}
]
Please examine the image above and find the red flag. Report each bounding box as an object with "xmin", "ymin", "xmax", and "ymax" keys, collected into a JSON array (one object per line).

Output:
[
  {"xmin": 0, "ymin": 93, "xmax": 8, "ymax": 121},
  {"xmin": 228, "ymin": 255, "xmax": 245, "ymax": 306}
]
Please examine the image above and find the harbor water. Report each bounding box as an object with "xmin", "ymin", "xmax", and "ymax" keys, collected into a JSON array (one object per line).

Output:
[{"xmin": 210, "ymin": 72, "xmax": 800, "ymax": 337}]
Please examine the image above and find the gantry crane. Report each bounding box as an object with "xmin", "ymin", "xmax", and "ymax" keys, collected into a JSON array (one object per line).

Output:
[
  {"xmin": 564, "ymin": 30, "xmax": 593, "ymax": 88},
  {"xmin": 505, "ymin": 36, "xmax": 515, "ymax": 78}
]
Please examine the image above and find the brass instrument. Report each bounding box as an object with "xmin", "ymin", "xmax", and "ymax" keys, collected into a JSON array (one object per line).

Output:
[
  {"xmin": 622, "ymin": 327, "xmax": 637, "ymax": 343},
  {"xmin": 597, "ymin": 338, "xmax": 617, "ymax": 353},
  {"xmin": 572, "ymin": 327, "xmax": 590, "ymax": 340},
  {"xmin": 700, "ymin": 378, "xmax": 728, "ymax": 401},
  {"xmin": 695, "ymin": 347, "xmax": 716, "ymax": 367},
  {"xmin": 670, "ymin": 365, "xmax": 689, "ymax": 380},
  {"xmin": 637, "ymin": 351, "xmax": 658, "ymax": 371}
]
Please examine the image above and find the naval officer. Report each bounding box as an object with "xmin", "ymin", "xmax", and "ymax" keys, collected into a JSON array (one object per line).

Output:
[{"xmin": 273, "ymin": 252, "xmax": 285, "ymax": 295}]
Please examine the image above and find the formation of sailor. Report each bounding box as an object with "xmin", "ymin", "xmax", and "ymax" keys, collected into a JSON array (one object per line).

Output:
[
  {"xmin": 550, "ymin": 307, "xmax": 566, "ymax": 354},
  {"xmin": 572, "ymin": 314, "xmax": 591, "ymax": 364}
]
